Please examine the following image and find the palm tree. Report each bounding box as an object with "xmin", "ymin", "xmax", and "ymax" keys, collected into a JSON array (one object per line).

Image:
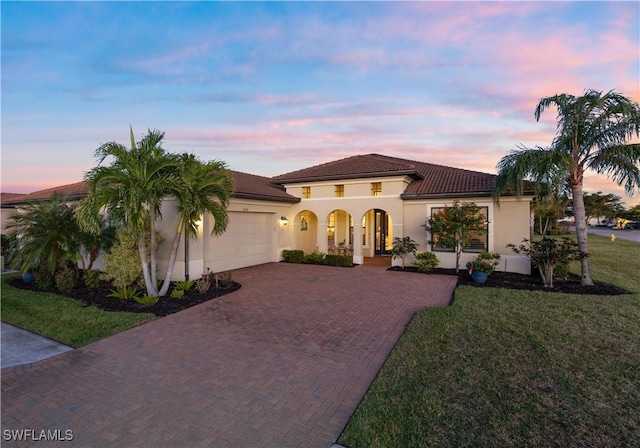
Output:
[
  {"xmin": 158, "ymin": 153, "xmax": 234, "ymax": 296},
  {"xmin": 6, "ymin": 193, "xmax": 82, "ymax": 279},
  {"xmin": 77, "ymin": 127, "xmax": 179, "ymax": 296},
  {"xmin": 495, "ymin": 89, "xmax": 640, "ymax": 285}
]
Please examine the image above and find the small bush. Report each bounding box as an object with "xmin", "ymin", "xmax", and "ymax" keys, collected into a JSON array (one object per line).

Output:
[
  {"xmin": 101, "ymin": 228, "xmax": 143, "ymax": 290},
  {"xmin": 554, "ymin": 262, "xmax": 570, "ymax": 280},
  {"xmin": 34, "ymin": 269, "xmax": 55, "ymax": 291},
  {"xmin": 195, "ymin": 269, "xmax": 212, "ymax": 293},
  {"xmin": 282, "ymin": 250, "xmax": 305, "ymax": 263},
  {"xmin": 108, "ymin": 286, "xmax": 142, "ymax": 300},
  {"xmin": 55, "ymin": 269, "xmax": 78, "ymax": 292},
  {"xmin": 173, "ymin": 280, "xmax": 194, "ymax": 291},
  {"xmin": 170, "ymin": 289, "xmax": 185, "ymax": 298},
  {"xmin": 414, "ymin": 252, "xmax": 439, "ymax": 272},
  {"xmin": 83, "ymin": 270, "xmax": 102, "ymax": 288},
  {"xmin": 135, "ymin": 295, "xmax": 159, "ymax": 305},
  {"xmin": 508, "ymin": 237, "xmax": 585, "ymax": 288},
  {"xmin": 217, "ymin": 272, "xmax": 234, "ymax": 289},
  {"xmin": 325, "ymin": 254, "xmax": 353, "ymax": 267},
  {"xmin": 303, "ymin": 251, "xmax": 326, "ymax": 264}
]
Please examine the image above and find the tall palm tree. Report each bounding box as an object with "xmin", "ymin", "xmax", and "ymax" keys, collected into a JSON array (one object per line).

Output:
[
  {"xmin": 77, "ymin": 127, "xmax": 179, "ymax": 296},
  {"xmin": 158, "ymin": 153, "xmax": 234, "ymax": 296},
  {"xmin": 495, "ymin": 89, "xmax": 640, "ymax": 285}
]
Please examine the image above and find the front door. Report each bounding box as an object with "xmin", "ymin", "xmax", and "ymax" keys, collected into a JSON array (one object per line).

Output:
[{"xmin": 374, "ymin": 209, "xmax": 391, "ymax": 255}]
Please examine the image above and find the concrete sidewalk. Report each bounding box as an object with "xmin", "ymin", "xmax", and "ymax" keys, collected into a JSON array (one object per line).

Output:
[{"xmin": 1, "ymin": 322, "xmax": 72, "ymax": 368}]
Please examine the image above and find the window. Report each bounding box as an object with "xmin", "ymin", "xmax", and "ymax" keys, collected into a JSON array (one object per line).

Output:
[
  {"xmin": 335, "ymin": 184, "xmax": 344, "ymax": 197},
  {"xmin": 302, "ymin": 186, "xmax": 311, "ymax": 199},
  {"xmin": 371, "ymin": 182, "xmax": 382, "ymax": 196},
  {"xmin": 327, "ymin": 212, "xmax": 335, "ymax": 246},
  {"xmin": 430, "ymin": 206, "xmax": 488, "ymax": 253}
]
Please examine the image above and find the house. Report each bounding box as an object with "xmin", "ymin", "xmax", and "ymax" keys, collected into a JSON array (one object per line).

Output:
[{"xmin": 1, "ymin": 153, "xmax": 535, "ymax": 277}]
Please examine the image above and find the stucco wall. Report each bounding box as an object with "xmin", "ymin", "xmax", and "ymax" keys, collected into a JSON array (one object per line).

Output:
[
  {"xmin": 402, "ymin": 197, "xmax": 532, "ymax": 274},
  {"xmin": 156, "ymin": 197, "xmax": 294, "ymax": 281}
]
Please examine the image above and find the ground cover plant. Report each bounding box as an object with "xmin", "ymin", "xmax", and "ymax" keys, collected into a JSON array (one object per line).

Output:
[
  {"xmin": 1, "ymin": 274, "xmax": 155, "ymax": 347},
  {"xmin": 5, "ymin": 271, "xmax": 240, "ymax": 318},
  {"xmin": 339, "ymin": 234, "xmax": 640, "ymax": 447}
]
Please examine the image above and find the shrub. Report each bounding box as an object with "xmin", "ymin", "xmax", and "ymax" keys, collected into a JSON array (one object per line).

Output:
[
  {"xmin": 282, "ymin": 250, "xmax": 305, "ymax": 263},
  {"xmin": 173, "ymin": 280, "xmax": 194, "ymax": 291},
  {"xmin": 303, "ymin": 251, "xmax": 326, "ymax": 264},
  {"xmin": 508, "ymin": 237, "xmax": 585, "ymax": 288},
  {"xmin": 325, "ymin": 254, "xmax": 353, "ymax": 267},
  {"xmin": 101, "ymin": 228, "xmax": 143, "ymax": 290},
  {"xmin": 170, "ymin": 289, "xmax": 185, "ymax": 298},
  {"xmin": 55, "ymin": 269, "xmax": 78, "ymax": 292},
  {"xmin": 33, "ymin": 268, "xmax": 55, "ymax": 291},
  {"xmin": 83, "ymin": 270, "xmax": 103, "ymax": 288},
  {"xmin": 413, "ymin": 252, "xmax": 439, "ymax": 272},
  {"xmin": 217, "ymin": 272, "xmax": 234, "ymax": 289},
  {"xmin": 135, "ymin": 295, "xmax": 159, "ymax": 305},
  {"xmin": 108, "ymin": 286, "xmax": 142, "ymax": 300},
  {"xmin": 195, "ymin": 269, "xmax": 212, "ymax": 293},
  {"xmin": 391, "ymin": 236, "xmax": 419, "ymax": 269},
  {"xmin": 466, "ymin": 252, "xmax": 501, "ymax": 274}
]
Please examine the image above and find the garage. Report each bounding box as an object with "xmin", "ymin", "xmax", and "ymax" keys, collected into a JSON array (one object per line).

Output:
[{"xmin": 205, "ymin": 211, "xmax": 276, "ymax": 273}]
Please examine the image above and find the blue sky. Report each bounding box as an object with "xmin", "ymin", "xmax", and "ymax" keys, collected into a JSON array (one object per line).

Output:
[{"xmin": 2, "ymin": 1, "xmax": 639, "ymax": 205}]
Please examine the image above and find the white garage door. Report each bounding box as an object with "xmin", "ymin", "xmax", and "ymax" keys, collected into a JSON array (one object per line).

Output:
[{"xmin": 206, "ymin": 212, "xmax": 275, "ymax": 273}]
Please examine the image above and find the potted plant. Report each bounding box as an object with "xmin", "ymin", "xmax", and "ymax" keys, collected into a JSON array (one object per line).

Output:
[{"xmin": 466, "ymin": 252, "xmax": 501, "ymax": 284}]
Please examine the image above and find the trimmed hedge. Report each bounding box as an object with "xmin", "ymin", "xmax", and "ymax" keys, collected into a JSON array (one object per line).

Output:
[
  {"xmin": 325, "ymin": 254, "xmax": 353, "ymax": 267},
  {"xmin": 282, "ymin": 250, "xmax": 353, "ymax": 267},
  {"xmin": 282, "ymin": 250, "xmax": 305, "ymax": 263}
]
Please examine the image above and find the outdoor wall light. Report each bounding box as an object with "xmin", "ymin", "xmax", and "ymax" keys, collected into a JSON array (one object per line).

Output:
[{"xmin": 280, "ymin": 216, "xmax": 288, "ymax": 225}]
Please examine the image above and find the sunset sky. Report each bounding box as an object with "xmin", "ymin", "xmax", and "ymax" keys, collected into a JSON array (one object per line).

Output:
[{"xmin": 2, "ymin": 1, "xmax": 639, "ymax": 205}]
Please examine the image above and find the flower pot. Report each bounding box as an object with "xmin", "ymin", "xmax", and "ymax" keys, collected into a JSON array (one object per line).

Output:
[
  {"xmin": 22, "ymin": 272, "xmax": 34, "ymax": 284},
  {"xmin": 471, "ymin": 271, "xmax": 488, "ymax": 284}
]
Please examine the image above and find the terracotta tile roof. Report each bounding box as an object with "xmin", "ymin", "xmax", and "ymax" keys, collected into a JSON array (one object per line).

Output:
[
  {"xmin": 1, "ymin": 173, "xmax": 298, "ymax": 207},
  {"xmin": 1, "ymin": 182, "xmax": 88, "ymax": 207},
  {"xmin": 273, "ymin": 153, "xmax": 534, "ymax": 199},
  {"xmin": 272, "ymin": 154, "xmax": 423, "ymax": 183},
  {"xmin": 229, "ymin": 170, "xmax": 299, "ymax": 203},
  {"xmin": 1, "ymin": 192, "xmax": 27, "ymax": 205}
]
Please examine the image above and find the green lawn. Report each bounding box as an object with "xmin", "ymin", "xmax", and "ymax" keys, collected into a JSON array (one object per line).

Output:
[
  {"xmin": 339, "ymin": 235, "xmax": 640, "ymax": 448},
  {"xmin": 1, "ymin": 274, "xmax": 155, "ymax": 347}
]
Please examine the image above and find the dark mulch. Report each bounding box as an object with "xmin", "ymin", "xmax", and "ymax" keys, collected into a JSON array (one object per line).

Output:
[
  {"xmin": 388, "ymin": 267, "xmax": 629, "ymax": 295},
  {"xmin": 7, "ymin": 277, "xmax": 241, "ymax": 317}
]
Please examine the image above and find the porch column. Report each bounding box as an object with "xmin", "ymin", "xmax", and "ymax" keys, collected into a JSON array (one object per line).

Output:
[
  {"xmin": 317, "ymin": 221, "xmax": 328, "ymax": 253},
  {"xmin": 352, "ymin": 222, "xmax": 363, "ymax": 265}
]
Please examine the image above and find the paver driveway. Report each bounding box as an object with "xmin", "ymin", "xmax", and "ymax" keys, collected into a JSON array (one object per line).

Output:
[{"xmin": 1, "ymin": 262, "xmax": 456, "ymax": 447}]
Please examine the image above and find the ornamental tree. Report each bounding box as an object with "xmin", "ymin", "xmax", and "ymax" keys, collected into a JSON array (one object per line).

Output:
[{"xmin": 422, "ymin": 201, "xmax": 487, "ymax": 272}]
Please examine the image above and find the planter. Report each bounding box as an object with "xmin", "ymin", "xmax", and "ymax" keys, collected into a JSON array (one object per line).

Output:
[
  {"xmin": 471, "ymin": 271, "xmax": 488, "ymax": 284},
  {"xmin": 21, "ymin": 272, "xmax": 34, "ymax": 284}
]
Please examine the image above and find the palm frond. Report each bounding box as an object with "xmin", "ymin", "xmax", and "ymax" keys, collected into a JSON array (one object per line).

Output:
[{"xmin": 494, "ymin": 145, "xmax": 571, "ymax": 200}]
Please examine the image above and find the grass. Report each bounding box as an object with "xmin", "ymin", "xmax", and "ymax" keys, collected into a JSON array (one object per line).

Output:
[
  {"xmin": 1, "ymin": 273, "xmax": 155, "ymax": 347},
  {"xmin": 339, "ymin": 234, "xmax": 640, "ymax": 448}
]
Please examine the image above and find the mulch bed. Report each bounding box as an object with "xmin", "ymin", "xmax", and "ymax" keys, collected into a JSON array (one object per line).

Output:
[
  {"xmin": 388, "ymin": 267, "xmax": 629, "ymax": 295},
  {"xmin": 7, "ymin": 277, "xmax": 241, "ymax": 317}
]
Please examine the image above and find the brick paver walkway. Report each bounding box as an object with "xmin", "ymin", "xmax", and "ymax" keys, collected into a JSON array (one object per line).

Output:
[{"xmin": 1, "ymin": 263, "xmax": 456, "ymax": 447}]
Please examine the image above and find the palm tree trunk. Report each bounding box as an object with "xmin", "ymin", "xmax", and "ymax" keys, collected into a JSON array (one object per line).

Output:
[
  {"xmin": 138, "ymin": 238, "xmax": 157, "ymax": 295},
  {"xmin": 149, "ymin": 209, "xmax": 158, "ymax": 290},
  {"xmin": 158, "ymin": 217, "xmax": 184, "ymax": 297},
  {"xmin": 571, "ymin": 183, "xmax": 594, "ymax": 286}
]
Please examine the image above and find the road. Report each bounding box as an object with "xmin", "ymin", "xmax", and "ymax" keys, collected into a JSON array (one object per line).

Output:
[{"xmin": 579, "ymin": 226, "xmax": 640, "ymax": 243}]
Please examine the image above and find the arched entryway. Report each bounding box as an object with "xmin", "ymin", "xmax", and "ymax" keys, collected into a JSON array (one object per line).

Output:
[
  {"xmin": 295, "ymin": 210, "xmax": 318, "ymax": 254},
  {"xmin": 327, "ymin": 209, "xmax": 353, "ymax": 255},
  {"xmin": 361, "ymin": 208, "xmax": 394, "ymax": 258}
]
